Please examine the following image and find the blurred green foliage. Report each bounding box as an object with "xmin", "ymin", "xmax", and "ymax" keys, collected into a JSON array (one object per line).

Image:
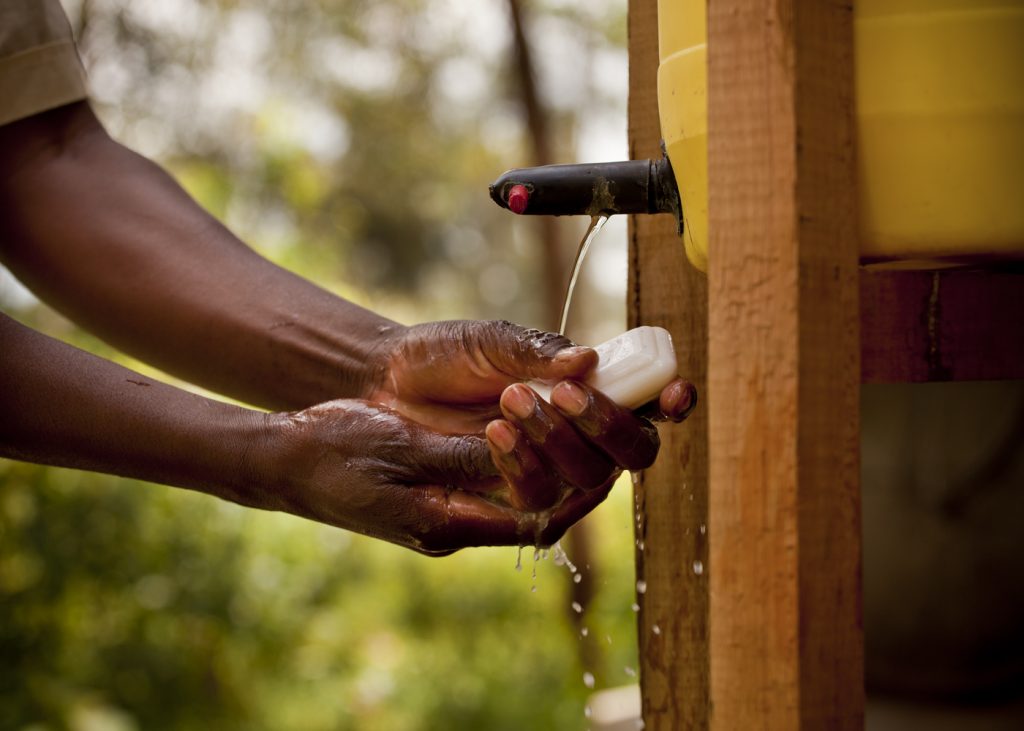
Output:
[
  {"xmin": 0, "ymin": 459, "xmax": 642, "ymax": 731},
  {"xmin": 1, "ymin": 0, "xmax": 641, "ymax": 729}
]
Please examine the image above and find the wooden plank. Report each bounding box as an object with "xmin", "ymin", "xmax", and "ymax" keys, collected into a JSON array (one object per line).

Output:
[
  {"xmin": 706, "ymin": 1, "xmax": 864, "ymax": 729},
  {"xmin": 627, "ymin": 0, "xmax": 710, "ymax": 729},
  {"xmin": 861, "ymin": 268, "xmax": 1024, "ymax": 383}
]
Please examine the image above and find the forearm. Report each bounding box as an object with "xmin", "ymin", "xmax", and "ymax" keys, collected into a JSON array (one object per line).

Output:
[
  {"xmin": 0, "ymin": 312, "xmax": 275, "ymax": 507},
  {"xmin": 0, "ymin": 102, "xmax": 399, "ymax": 410}
]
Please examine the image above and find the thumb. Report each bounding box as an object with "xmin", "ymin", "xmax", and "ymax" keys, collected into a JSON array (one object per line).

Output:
[{"xmin": 473, "ymin": 320, "xmax": 597, "ymax": 381}]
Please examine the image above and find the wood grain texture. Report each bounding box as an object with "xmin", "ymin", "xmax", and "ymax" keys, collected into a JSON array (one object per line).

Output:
[
  {"xmin": 627, "ymin": 0, "xmax": 710, "ymax": 728},
  {"xmin": 861, "ymin": 269, "xmax": 1024, "ymax": 383},
  {"xmin": 706, "ymin": 1, "xmax": 864, "ymax": 728}
]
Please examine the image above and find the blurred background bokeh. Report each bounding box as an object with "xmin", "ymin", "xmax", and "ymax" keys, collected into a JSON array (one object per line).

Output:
[
  {"xmin": 7, "ymin": 3, "xmax": 1023, "ymax": 730},
  {"xmin": 0, "ymin": 1, "xmax": 642, "ymax": 729}
]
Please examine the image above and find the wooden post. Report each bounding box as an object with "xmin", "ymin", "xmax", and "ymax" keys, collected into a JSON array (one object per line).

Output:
[
  {"xmin": 706, "ymin": 0, "xmax": 864, "ymax": 728},
  {"xmin": 628, "ymin": 0, "xmax": 1023, "ymax": 726},
  {"xmin": 627, "ymin": 1, "xmax": 710, "ymax": 728}
]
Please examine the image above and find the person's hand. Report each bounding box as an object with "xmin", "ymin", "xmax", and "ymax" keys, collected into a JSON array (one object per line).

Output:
[
  {"xmin": 254, "ymin": 398, "xmax": 627, "ymax": 555},
  {"xmin": 253, "ymin": 320, "xmax": 695, "ymax": 555},
  {"xmin": 0, "ymin": 103, "xmax": 693, "ymax": 554},
  {"xmin": 365, "ymin": 320, "xmax": 696, "ymax": 510}
]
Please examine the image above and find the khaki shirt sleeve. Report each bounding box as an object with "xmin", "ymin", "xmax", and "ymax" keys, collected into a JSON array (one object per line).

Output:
[{"xmin": 0, "ymin": 0, "xmax": 88, "ymax": 126}]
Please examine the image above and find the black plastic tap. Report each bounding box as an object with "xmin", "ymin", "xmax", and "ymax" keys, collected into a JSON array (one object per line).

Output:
[{"xmin": 489, "ymin": 153, "xmax": 682, "ymax": 233}]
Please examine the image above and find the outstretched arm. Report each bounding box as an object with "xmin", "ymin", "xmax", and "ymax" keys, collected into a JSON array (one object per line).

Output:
[
  {"xmin": 0, "ymin": 102, "xmax": 697, "ymax": 551},
  {"xmin": 0, "ymin": 312, "xmax": 619, "ymax": 554},
  {"xmin": 0, "ymin": 101, "xmax": 391, "ymax": 410},
  {"xmin": 0, "ymin": 311, "xmax": 267, "ymax": 502}
]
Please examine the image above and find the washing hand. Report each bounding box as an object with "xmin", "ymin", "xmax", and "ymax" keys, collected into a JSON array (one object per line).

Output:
[
  {"xmin": 256, "ymin": 320, "xmax": 695, "ymax": 555},
  {"xmin": 1, "ymin": 102, "xmax": 695, "ymax": 557}
]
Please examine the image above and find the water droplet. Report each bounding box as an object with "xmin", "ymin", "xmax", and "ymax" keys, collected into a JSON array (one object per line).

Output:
[
  {"xmin": 635, "ymin": 720, "xmax": 646, "ymax": 730},
  {"xmin": 583, "ymin": 671, "xmax": 595, "ymax": 689},
  {"xmin": 552, "ymin": 541, "xmax": 577, "ymax": 573},
  {"xmin": 553, "ymin": 543, "xmax": 567, "ymax": 566},
  {"xmin": 692, "ymin": 559, "xmax": 704, "ymax": 575},
  {"xmin": 573, "ymin": 573, "xmax": 582, "ymax": 584},
  {"xmin": 580, "ymin": 627, "xmax": 589, "ymax": 637},
  {"xmin": 572, "ymin": 601, "xmax": 583, "ymax": 613},
  {"xmin": 635, "ymin": 580, "xmax": 647, "ymax": 594},
  {"xmin": 637, "ymin": 541, "xmax": 645, "ymax": 551},
  {"xmin": 606, "ymin": 635, "xmax": 613, "ymax": 645},
  {"xmin": 652, "ymin": 624, "xmax": 661, "ymax": 635},
  {"xmin": 531, "ymin": 585, "xmax": 537, "ymax": 593},
  {"xmin": 631, "ymin": 602, "xmax": 640, "ymax": 612},
  {"xmin": 585, "ymin": 706, "xmax": 592, "ymax": 719},
  {"xmin": 515, "ymin": 546, "xmax": 523, "ymax": 571},
  {"xmin": 624, "ymin": 666, "xmax": 636, "ymax": 677},
  {"xmin": 699, "ymin": 523, "xmax": 707, "ymax": 535}
]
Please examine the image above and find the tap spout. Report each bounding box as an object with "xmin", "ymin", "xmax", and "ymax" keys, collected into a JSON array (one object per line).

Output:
[{"xmin": 489, "ymin": 154, "xmax": 682, "ymax": 232}]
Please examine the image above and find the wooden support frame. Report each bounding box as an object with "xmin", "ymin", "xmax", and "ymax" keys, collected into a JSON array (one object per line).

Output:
[
  {"xmin": 627, "ymin": 0, "xmax": 709, "ymax": 728},
  {"xmin": 704, "ymin": 0, "xmax": 864, "ymax": 727},
  {"xmin": 629, "ymin": 0, "xmax": 865, "ymax": 728},
  {"xmin": 628, "ymin": 1, "xmax": 1024, "ymax": 729}
]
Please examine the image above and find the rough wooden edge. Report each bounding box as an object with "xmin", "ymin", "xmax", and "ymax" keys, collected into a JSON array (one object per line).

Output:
[{"xmin": 628, "ymin": 0, "xmax": 711, "ymax": 728}]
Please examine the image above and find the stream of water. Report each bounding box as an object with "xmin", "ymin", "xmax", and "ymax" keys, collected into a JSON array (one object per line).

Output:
[
  {"xmin": 558, "ymin": 214, "xmax": 609, "ymax": 337},
  {"xmin": 518, "ymin": 214, "xmax": 652, "ymax": 718}
]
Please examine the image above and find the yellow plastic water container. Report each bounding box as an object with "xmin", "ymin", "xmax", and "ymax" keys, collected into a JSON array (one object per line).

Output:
[{"xmin": 658, "ymin": 0, "xmax": 1024, "ymax": 272}]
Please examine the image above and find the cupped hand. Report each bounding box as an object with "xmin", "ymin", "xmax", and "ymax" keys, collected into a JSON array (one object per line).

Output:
[
  {"xmin": 364, "ymin": 319, "xmax": 696, "ymax": 516},
  {"xmin": 258, "ymin": 399, "xmax": 615, "ymax": 555},
  {"xmin": 253, "ymin": 320, "xmax": 696, "ymax": 553}
]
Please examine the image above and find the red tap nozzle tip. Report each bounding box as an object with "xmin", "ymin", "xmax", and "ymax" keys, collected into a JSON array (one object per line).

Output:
[{"xmin": 507, "ymin": 184, "xmax": 529, "ymax": 214}]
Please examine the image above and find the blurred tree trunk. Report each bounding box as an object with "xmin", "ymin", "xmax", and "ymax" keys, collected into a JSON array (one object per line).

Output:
[
  {"xmin": 505, "ymin": 0, "xmax": 604, "ymax": 685},
  {"xmin": 505, "ymin": 0, "xmax": 564, "ymax": 326}
]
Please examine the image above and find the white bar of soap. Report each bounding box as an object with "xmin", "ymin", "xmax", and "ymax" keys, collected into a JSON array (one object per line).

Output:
[{"xmin": 529, "ymin": 326, "xmax": 678, "ymax": 410}]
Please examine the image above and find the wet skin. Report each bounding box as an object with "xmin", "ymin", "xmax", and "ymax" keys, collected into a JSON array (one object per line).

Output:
[{"xmin": 0, "ymin": 102, "xmax": 696, "ymax": 555}]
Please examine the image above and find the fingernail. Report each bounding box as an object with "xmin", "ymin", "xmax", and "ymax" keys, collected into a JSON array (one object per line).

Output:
[
  {"xmin": 486, "ymin": 421, "xmax": 517, "ymax": 454},
  {"xmin": 552, "ymin": 381, "xmax": 587, "ymax": 416},
  {"xmin": 675, "ymin": 384, "xmax": 698, "ymax": 420},
  {"xmin": 553, "ymin": 346, "xmax": 591, "ymax": 363},
  {"xmin": 503, "ymin": 384, "xmax": 536, "ymax": 419}
]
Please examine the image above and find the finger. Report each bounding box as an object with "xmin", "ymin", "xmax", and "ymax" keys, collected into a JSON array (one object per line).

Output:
[
  {"xmin": 661, "ymin": 379, "xmax": 698, "ymax": 422},
  {"xmin": 408, "ymin": 485, "xmax": 536, "ymax": 553},
  {"xmin": 550, "ymin": 380, "xmax": 661, "ymax": 470},
  {"xmin": 485, "ymin": 419, "xmax": 565, "ymax": 512},
  {"xmin": 473, "ymin": 320, "xmax": 598, "ymax": 381},
  {"xmin": 500, "ymin": 383, "xmax": 616, "ymax": 491},
  {"xmin": 411, "ymin": 479, "xmax": 615, "ymax": 553},
  {"xmin": 635, "ymin": 378, "xmax": 698, "ymax": 423},
  {"xmin": 402, "ymin": 427, "xmax": 500, "ymax": 488},
  {"xmin": 401, "ymin": 484, "xmax": 518, "ymax": 555}
]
